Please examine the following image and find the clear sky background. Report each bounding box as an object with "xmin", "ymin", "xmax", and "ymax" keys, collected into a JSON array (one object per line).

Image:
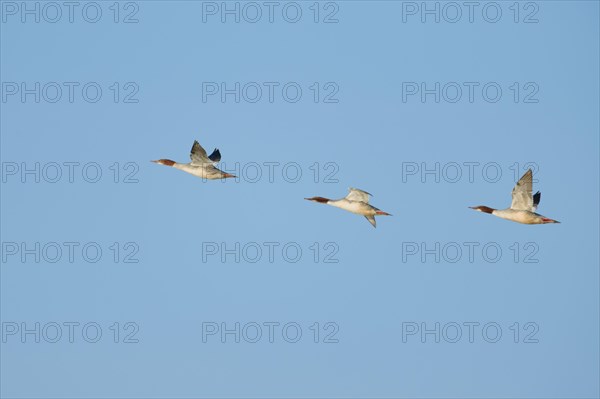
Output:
[{"xmin": 1, "ymin": 1, "xmax": 599, "ymax": 398}]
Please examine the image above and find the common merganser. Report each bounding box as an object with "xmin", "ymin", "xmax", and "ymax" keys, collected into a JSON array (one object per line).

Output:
[
  {"xmin": 152, "ymin": 140, "xmax": 235, "ymax": 180},
  {"xmin": 470, "ymin": 169, "xmax": 560, "ymax": 224},
  {"xmin": 305, "ymin": 188, "xmax": 392, "ymax": 228}
]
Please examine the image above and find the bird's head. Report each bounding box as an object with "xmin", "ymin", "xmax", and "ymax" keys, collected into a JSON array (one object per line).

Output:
[
  {"xmin": 469, "ymin": 206, "xmax": 495, "ymax": 214},
  {"xmin": 305, "ymin": 196, "xmax": 330, "ymax": 204}
]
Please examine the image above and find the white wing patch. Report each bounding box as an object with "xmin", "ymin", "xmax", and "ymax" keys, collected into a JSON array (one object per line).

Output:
[
  {"xmin": 346, "ymin": 187, "xmax": 372, "ymax": 203},
  {"xmin": 510, "ymin": 169, "xmax": 534, "ymax": 211},
  {"xmin": 190, "ymin": 140, "xmax": 211, "ymax": 165}
]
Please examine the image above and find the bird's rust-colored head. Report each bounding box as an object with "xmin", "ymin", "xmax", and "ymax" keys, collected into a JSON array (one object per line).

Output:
[
  {"xmin": 305, "ymin": 196, "xmax": 330, "ymax": 204},
  {"xmin": 469, "ymin": 206, "xmax": 495, "ymax": 214},
  {"xmin": 151, "ymin": 159, "xmax": 175, "ymax": 166}
]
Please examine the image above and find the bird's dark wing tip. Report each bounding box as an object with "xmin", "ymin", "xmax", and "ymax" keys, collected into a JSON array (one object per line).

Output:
[
  {"xmin": 533, "ymin": 191, "xmax": 541, "ymax": 206},
  {"xmin": 208, "ymin": 148, "xmax": 222, "ymax": 162}
]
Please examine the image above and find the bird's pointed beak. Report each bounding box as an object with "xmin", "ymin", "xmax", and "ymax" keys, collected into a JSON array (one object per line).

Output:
[{"xmin": 376, "ymin": 211, "xmax": 392, "ymax": 216}]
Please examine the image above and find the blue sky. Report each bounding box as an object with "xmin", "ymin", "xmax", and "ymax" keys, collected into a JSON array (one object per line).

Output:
[{"xmin": 1, "ymin": 1, "xmax": 599, "ymax": 398}]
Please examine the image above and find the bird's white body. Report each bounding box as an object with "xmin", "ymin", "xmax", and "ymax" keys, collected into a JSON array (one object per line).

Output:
[
  {"xmin": 491, "ymin": 209, "xmax": 551, "ymax": 224},
  {"xmin": 328, "ymin": 198, "xmax": 380, "ymax": 216},
  {"xmin": 172, "ymin": 162, "xmax": 232, "ymax": 180}
]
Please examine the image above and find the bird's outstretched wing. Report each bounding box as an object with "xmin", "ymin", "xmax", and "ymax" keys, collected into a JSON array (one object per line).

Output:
[
  {"xmin": 190, "ymin": 140, "xmax": 220, "ymax": 165},
  {"xmin": 510, "ymin": 169, "xmax": 535, "ymax": 211},
  {"xmin": 346, "ymin": 187, "xmax": 372, "ymax": 203}
]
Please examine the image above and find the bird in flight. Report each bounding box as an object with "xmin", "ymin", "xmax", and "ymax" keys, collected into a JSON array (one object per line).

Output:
[
  {"xmin": 305, "ymin": 187, "xmax": 392, "ymax": 228},
  {"xmin": 152, "ymin": 140, "xmax": 235, "ymax": 180},
  {"xmin": 469, "ymin": 169, "xmax": 560, "ymax": 224}
]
